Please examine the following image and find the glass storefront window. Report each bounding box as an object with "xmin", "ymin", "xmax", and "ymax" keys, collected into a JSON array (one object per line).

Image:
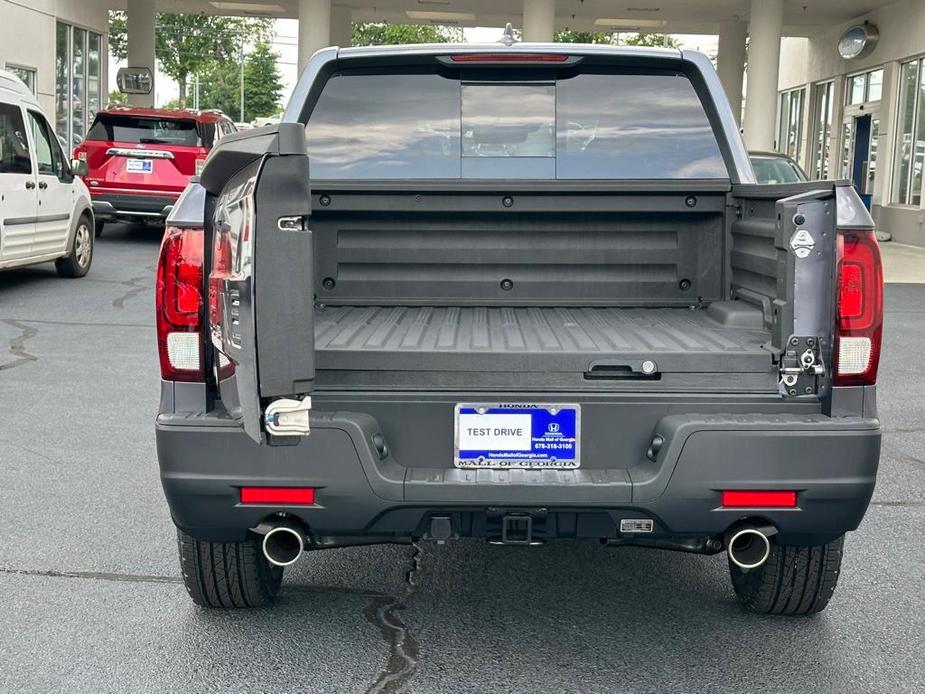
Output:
[
  {"xmin": 847, "ymin": 68, "xmax": 883, "ymax": 106},
  {"xmin": 867, "ymin": 69, "xmax": 883, "ymax": 102},
  {"xmin": 841, "ymin": 121, "xmax": 853, "ymax": 179},
  {"xmin": 54, "ymin": 22, "xmax": 102, "ymax": 150},
  {"xmin": 848, "ymin": 74, "xmax": 866, "ymax": 105},
  {"xmin": 777, "ymin": 88, "xmax": 804, "ymax": 161},
  {"xmin": 88, "ymin": 33, "xmax": 101, "ymax": 126},
  {"xmin": 6, "ymin": 65, "xmax": 36, "ymax": 94},
  {"xmin": 867, "ymin": 119, "xmax": 879, "ymax": 195},
  {"xmin": 72, "ymin": 27, "xmax": 86, "ymax": 147},
  {"xmin": 914, "ymin": 64, "xmax": 925, "ymax": 206},
  {"xmin": 893, "ymin": 58, "xmax": 925, "ymax": 206},
  {"xmin": 812, "ymin": 81, "xmax": 835, "ymax": 179},
  {"xmin": 55, "ymin": 22, "xmax": 69, "ymax": 144}
]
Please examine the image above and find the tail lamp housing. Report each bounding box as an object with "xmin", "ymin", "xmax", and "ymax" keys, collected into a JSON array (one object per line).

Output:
[
  {"xmin": 208, "ymin": 174, "xmax": 257, "ymax": 380},
  {"xmin": 156, "ymin": 226, "xmax": 205, "ymax": 381},
  {"xmin": 833, "ymin": 229, "xmax": 883, "ymax": 386}
]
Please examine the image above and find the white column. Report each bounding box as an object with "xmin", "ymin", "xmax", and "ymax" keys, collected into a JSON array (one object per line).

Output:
[
  {"xmin": 716, "ymin": 20, "xmax": 747, "ymax": 126},
  {"xmin": 298, "ymin": 0, "xmax": 332, "ymax": 73},
  {"xmin": 742, "ymin": 0, "xmax": 783, "ymax": 150},
  {"xmin": 126, "ymin": 0, "xmax": 156, "ymax": 107},
  {"xmin": 522, "ymin": 0, "xmax": 555, "ymax": 42},
  {"xmin": 330, "ymin": 5, "xmax": 352, "ymax": 48}
]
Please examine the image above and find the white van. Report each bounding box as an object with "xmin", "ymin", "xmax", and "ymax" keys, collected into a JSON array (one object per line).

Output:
[{"xmin": 0, "ymin": 69, "xmax": 94, "ymax": 277}]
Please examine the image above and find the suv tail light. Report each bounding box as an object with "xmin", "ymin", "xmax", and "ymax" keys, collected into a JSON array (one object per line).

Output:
[
  {"xmin": 195, "ymin": 157, "xmax": 207, "ymax": 176},
  {"xmin": 833, "ymin": 229, "xmax": 883, "ymax": 386},
  {"xmin": 156, "ymin": 226, "xmax": 205, "ymax": 382}
]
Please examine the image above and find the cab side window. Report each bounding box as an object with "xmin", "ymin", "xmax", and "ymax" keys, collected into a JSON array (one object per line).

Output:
[
  {"xmin": 27, "ymin": 111, "xmax": 64, "ymax": 177},
  {"xmin": 0, "ymin": 103, "xmax": 32, "ymax": 174}
]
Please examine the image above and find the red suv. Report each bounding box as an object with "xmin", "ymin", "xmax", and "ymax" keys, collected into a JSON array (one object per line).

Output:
[{"xmin": 74, "ymin": 107, "xmax": 236, "ymax": 236}]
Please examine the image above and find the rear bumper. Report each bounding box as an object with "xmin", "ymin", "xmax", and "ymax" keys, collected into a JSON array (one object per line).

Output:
[
  {"xmin": 91, "ymin": 189, "xmax": 179, "ymax": 220},
  {"xmin": 157, "ymin": 409, "xmax": 880, "ymax": 547}
]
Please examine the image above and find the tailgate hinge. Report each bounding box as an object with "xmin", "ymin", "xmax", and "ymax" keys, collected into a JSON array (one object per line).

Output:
[
  {"xmin": 779, "ymin": 336, "xmax": 825, "ymax": 397},
  {"xmin": 264, "ymin": 396, "xmax": 312, "ymax": 436}
]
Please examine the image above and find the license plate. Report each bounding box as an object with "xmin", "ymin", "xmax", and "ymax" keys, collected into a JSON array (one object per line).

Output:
[
  {"xmin": 125, "ymin": 158, "xmax": 153, "ymax": 174},
  {"xmin": 454, "ymin": 403, "xmax": 580, "ymax": 469}
]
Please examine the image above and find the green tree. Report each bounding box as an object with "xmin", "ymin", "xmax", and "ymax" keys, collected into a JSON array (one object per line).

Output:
[
  {"xmin": 107, "ymin": 89, "xmax": 127, "ymax": 105},
  {"xmin": 351, "ymin": 23, "xmax": 463, "ymax": 46},
  {"xmin": 554, "ymin": 29, "xmax": 615, "ymax": 44},
  {"xmin": 198, "ymin": 41, "xmax": 284, "ymax": 122},
  {"xmin": 621, "ymin": 32, "xmax": 682, "ymax": 48},
  {"xmin": 109, "ymin": 11, "xmax": 272, "ymax": 108}
]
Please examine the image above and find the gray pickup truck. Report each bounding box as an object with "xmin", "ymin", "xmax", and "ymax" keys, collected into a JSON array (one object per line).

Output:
[{"xmin": 155, "ymin": 43, "xmax": 883, "ymax": 614}]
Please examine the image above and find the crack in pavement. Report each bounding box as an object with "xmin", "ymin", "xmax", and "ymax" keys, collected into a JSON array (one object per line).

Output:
[
  {"xmin": 870, "ymin": 500, "xmax": 925, "ymax": 507},
  {"xmin": 2, "ymin": 557, "xmax": 425, "ymax": 693},
  {"xmin": 0, "ymin": 437, "xmax": 57, "ymax": 464},
  {"xmin": 365, "ymin": 542, "xmax": 423, "ymax": 694},
  {"xmin": 112, "ymin": 275, "xmax": 151, "ymax": 309},
  {"xmin": 0, "ymin": 319, "xmax": 38, "ymax": 371},
  {"xmin": 0, "ymin": 567, "xmax": 181, "ymax": 585},
  {"xmin": 882, "ymin": 443, "xmax": 925, "ymax": 469}
]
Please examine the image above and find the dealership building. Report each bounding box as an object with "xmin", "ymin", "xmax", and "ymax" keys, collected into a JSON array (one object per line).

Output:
[{"xmin": 3, "ymin": 0, "xmax": 925, "ymax": 244}]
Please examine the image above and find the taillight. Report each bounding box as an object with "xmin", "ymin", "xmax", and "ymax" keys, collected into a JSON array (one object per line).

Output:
[
  {"xmin": 156, "ymin": 226, "xmax": 205, "ymax": 382},
  {"xmin": 209, "ymin": 228, "xmax": 236, "ymax": 380},
  {"xmin": 195, "ymin": 157, "xmax": 206, "ymax": 176},
  {"xmin": 833, "ymin": 229, "xmax": 883, "ymax": 386},
  {"xmin": 75, "ymin": 149, "xmax": 87, "ymax": 161},
  {"xmin": 208, "ymin": 173, "xmax": 256, "ymax": 381}
]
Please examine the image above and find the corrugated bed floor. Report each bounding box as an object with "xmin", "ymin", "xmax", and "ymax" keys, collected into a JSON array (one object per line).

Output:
[{"xmin": 314, "ymin": 306, "xmax": 769, "ymax": 357}]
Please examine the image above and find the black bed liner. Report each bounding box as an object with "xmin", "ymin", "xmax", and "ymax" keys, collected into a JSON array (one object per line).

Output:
[{"xmin": 313, "ymin": 304, "xmax": 773, "ymax": 375}]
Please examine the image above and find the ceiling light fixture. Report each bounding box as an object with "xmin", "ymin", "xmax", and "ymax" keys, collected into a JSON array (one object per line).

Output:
[
  {"xmin": 406, "ymin": 10, "xmax": 476, "ymax": 21},
  {"xmin": 210, "ymin": 2, "xmax": 286, "ymax": 13}
]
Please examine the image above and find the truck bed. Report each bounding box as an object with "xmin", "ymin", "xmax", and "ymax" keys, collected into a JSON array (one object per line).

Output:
[{"xmin": 313, "ymin": 304, "xmax": 775, "ymax": 390}]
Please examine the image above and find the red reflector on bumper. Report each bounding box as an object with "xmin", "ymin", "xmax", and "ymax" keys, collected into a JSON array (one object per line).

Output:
[
  {"xmin": 240, "ymin": 487, "xmax": 316, "ymax": 505},
  {"xmin": 721, "ymin": 490, "xmax": 797, "ymax": 508}
]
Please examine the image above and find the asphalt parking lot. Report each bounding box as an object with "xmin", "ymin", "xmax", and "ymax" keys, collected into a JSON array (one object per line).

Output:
[{"xmin": 0, "ymin": 224, "xmax": 923, "ymax": 694}]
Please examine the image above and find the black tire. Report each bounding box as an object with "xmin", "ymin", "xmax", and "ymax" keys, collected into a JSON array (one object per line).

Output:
[
  {"xmin": 729, "ymin": 536, "xmax": 844, "ymax": 615},
  {"xmin": 177, "ymin": 528, "xmax": 283, "ymax": 608},
  {"xmin": 55, "ymin": 214, "xmax": 94, "ymax": 278},
  {"xmin": 94, "ymin": 220, "xmax": 105, "ymax": 237}
]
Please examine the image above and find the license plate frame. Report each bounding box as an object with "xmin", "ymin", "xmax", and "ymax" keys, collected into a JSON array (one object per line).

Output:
[
  {"xmin": 454, "ymin": 403, "xmax": 580, "ymax": 470},
  {"xmin": 125, "ymin": 158, "xmax": 153, "ymax": 174}
]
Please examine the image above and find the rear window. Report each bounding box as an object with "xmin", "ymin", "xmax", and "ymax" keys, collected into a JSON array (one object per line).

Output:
[
  {"xmin": 306, "ymin": 71, "xmax": 727, "ymax": 180},
  {"xmin": 750, "ymin": 156, "xmax": 806, "ymax": 184},
  {"xmin": 85, "ymin": 115, "xmax": 202, "ymax": 147},
  {"xmin": 0, "ymin": 102, "xmax": 31, "ymax": 174}
]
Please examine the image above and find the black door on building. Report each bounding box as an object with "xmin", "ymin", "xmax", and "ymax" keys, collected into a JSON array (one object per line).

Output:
[{"xmin": 851, "ymin": 114, "xmax": 873, "ymax": 209}]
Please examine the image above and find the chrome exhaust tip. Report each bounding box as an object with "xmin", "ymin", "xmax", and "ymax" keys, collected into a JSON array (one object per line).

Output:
[
  {"xmin": 726, "ymin": 525, "xmax": 775, "ymax": 571},
  {"xmin": 261, "ymin": 522, "xmax": 306, "ymax": 567}
]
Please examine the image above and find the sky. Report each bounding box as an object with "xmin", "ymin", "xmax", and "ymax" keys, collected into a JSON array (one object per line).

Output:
[{"xmin": 109, "ymin": 20, "xmax": 719, "ymax": 119}]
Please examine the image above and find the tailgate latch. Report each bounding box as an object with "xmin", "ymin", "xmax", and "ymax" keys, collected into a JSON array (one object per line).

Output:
[
  {"xmin": 779, "ymin": 336, "xmax": 825, "ymax": 397},
  {"xmin": 264, "ymin": 396, "xmax": 312, "ymax": 436}
]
